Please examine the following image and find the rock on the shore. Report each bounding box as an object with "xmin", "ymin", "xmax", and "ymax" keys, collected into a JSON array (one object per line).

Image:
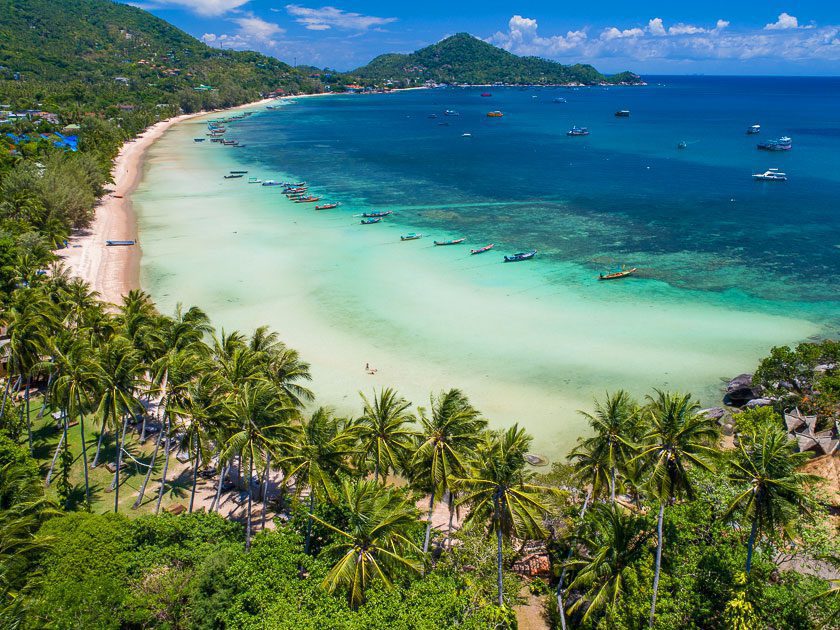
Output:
[
  {"xmin": 745, "ymin": 398, "xmax": 773, "ymax": 408},
  {"xmin": 723, "ymin": 373, "xmax": 763, "ymax": 407}
]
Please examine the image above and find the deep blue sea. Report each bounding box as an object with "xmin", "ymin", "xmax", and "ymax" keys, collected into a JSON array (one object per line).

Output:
[{"xmin": 231, "ymin": 76, "xmax": 840, "ymax": 322}]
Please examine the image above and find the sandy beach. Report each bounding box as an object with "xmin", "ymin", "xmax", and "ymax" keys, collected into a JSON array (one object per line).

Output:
[{"xmin": 56, "ymin": 98, "xmax": 277, "ymax": 305}]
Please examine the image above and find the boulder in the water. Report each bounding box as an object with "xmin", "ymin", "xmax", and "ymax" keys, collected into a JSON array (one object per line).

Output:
[{"xmin": 723, "ymin": 373, "xmax": 763, "ymax": 407}]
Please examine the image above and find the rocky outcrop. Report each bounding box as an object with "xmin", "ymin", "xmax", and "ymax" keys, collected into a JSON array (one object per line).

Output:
[{"xmin": 723, "ymin": 373, "xmax": 763, "ymax": 407}]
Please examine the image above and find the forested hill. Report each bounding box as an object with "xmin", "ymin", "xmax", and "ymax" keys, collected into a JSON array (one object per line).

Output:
[
  {"xmin": 0, "ymin": 0, "xmax": 316, "ymax": 114},
  {"xmin": 352, "ymin": 33, "xmax": 642, "ymax": 86}
]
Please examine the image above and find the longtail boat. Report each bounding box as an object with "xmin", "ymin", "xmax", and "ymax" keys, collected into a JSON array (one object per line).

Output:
[
  {"xmin": 223, "ymin": 174, "xmax": 243, "ymax": 179},
  {"xmin": 315, "ymin": 203, "xmax": 339, "ymax": 210},
  {"xmin": 262, "ymin": 180, "xmax": 282, "ymax": 186},
  {"xmin": 361, "ymin": 218, "xmax": 382, "ymax": 224},
  {"xmin": 503, "ymin": 250, "xmax": 537, "ymax": 262},
  {"xmin": 598, "ymin": 267, "xmax": 637, "ymax": 281},
  {"xmin": 433, "ymin": 238, "xmax": 465, "ymax": 246},
  {"xmin": 230, "ymin": 170, "xmax": 248, "ymax": 174},
  {"xmin": 295, "ymin": 196, "xmax": 319, "ymax": 203},
  {"xmin": 248, "ymin": 177, "xmax": 262, "ymax": 183},
  {"xmin": 283, "ymin": 181, "xmax": 306, "ymax": 187},
  {"xmin": 106, "ymin": 240, "xmax": 135, "ymax": 246},
  {"xmin": 400, "ymin": 233, "xmax": 422, "ymax": 241},
  {"xmin": 284, "ymin": 188, "xmax": 307, "ymax": 194},
  {"xmin": 470, "ymin": 244, "xmax": 494, "ymax": 255},
  {"xmin": 362, "ymin": 211, "xmax": 392, "ymax": 218}
]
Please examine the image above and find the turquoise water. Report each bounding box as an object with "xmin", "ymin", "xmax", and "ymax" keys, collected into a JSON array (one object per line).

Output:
[{"xmin": 133, "ymin": 78, "xmax": 838, "ymax": 458}]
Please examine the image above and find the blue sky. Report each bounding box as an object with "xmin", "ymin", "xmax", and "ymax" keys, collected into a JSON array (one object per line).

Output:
[{"xmin": 124, "ymin": 1, "xmax": 840, "ymax": 75}]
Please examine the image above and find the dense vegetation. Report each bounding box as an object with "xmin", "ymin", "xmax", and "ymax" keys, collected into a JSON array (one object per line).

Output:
[
  {"xmin": 0, "ymin": 2, "xmax": 837, "ymax": 629},
  {"xmin": 351, "ymin": 33, "xmax": 642, "ymax": 86}
]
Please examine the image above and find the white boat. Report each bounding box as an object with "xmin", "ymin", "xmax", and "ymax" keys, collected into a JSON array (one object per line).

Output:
[
  {"xmin": 752, "ymin": 168, "xmax": 787, "ymax": 181},
  {"xmin": 462, "ymin": 133, "xmax": 472, "ymax": 137},
  {"xmin": 746, "ymin": 124, "xmax": 761, "ymax": 135}
]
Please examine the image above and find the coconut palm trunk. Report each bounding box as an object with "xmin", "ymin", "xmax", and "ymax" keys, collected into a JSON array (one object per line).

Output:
[
  {"xmin": 46, "ymin": 410, "xmax": 67, "ymax": 487},
  {"xmin": 305, "ymin": 491, "xmax": 316, "ymax": 554},
  {"xmin": 0, "ymin": 374, "xmax": 14, "ymax": 417},
  {"xmin": 133, "ymin": 420, "xmax": 164, "ymax": 509},
  {"xmin": 423, "ymin": 493, "xmax": 435, "ymax": 553},
  {"xmin": 112, "ymin": 415, "xmax": 129, "ymax": 512},
  {"xmin": 745, "ymin": 518, "xmax": 758, "ymax": 574},
  {"xmin": 92, "ymin": 421, "xmax": 107, "ymax": 468},
  {"xmin": 76, "ymin": 392, "xmax": 91, "ymax": 506},
  {"xmin": 155, "ymin": 415, "xmax": 172, "ymax": 515},
  {"xmin": 261, "ymin": 453, "xmax": 271, "ymax": 530},
  {"xmin": 556, "ymin": 488, "xmax": 593, "ymax": 630},
  {"xmin": 649, "ymin": 502, "xmax": 666, "ymax": 628},
  {"xmin": 38, "ymin": 372, "xmax": 54, "ymax": 418},
  {"xmin": 25, "ymin": 377, "xmax": 32, "ymax": 454},
  {"xmin": 495, "ymin": 494, "xmax": 504, "ymax": 607},
  {"xmin": 210, "ymin": 462, "xmax": 228, "ymax": 513},
  {"xmin": 189, "ymin": 438, "xmax": 200, "ymax": 514},
  {"xmin": 245, "ymin": 454, "xmax": 254, "ymax": 551}
]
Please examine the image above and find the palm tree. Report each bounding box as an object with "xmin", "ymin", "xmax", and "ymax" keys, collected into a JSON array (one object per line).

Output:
[
  {"xmin": 577, "ymin": 390, "xmax": 638, "ymax": 503},
  {"xmin": 220, "ymin": 381, "xmax": 298, "ymax": 550},
  {"xmin": 248, "ymin": 326, "xmax": 314, "ymax": 407},
  {"xmin": 558, "ymin": 436, "xmax": 614, "ymax": 629},
  {"xmin": 2, "ymin": 290, "xmax": 54, "ymax": 454},
  {"xmin": 563, "ymin": 503, "xmax": 652, "ymax": 625},
  {"xmin": 807, "ymin": 554, "xmax": 840, "ymax": 629},
  {"xmin": 312, "ymin": 478, "xmax": 422, "ymax": 609},
  {"xmin": 633, "ymin": 390, "xmax": 718, "ymax": 629},
  {"xmin": 282, "ymin": 407, "xmax": 355, "ymax": 553},
  {"xmin": 724, "ymin": 426, "xmax": 817, "ymax": 574},
  {"xmin": 355, "ymin": 388, "xmax": 416, "ymax": 483},
  {"xmin": 456, "ymin": 424, "xmax": 555, "ymax": 606},
  {"xmin": 91, "ymin": 336, "xmax": 145, "ymax": 513},
  {"xmin": 410, "ymin": 389, "xmax": 486, "ymax": 553}
]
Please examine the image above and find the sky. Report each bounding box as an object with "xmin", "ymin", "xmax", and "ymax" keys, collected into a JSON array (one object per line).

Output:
[{"xmin": 123, "ymin": 1, "xmax": 840, "ymax": 75}]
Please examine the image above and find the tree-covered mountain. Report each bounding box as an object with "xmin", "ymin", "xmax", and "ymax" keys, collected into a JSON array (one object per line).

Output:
[
  {"xmin": 352, "ymin": 33, "xmax": 642, "ymax": 86},
  {"xmin": 0, "ymin": 0, "xmax": 322, "ymax": 115}
]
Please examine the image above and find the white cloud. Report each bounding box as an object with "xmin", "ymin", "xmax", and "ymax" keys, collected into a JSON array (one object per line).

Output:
[
  {"xmin": 201, "ymin": 14, "xmax": 285, "ymax": 50},
  {"xmin": 488, "ymin": 15, "xmax": 587, "ymax": 56},
  {"xmin": 601, "ymin": 27, "xmax": 644, "ymax": 41},
  {"xmin": 285, "ymin": 5, "xmax": 397, "ymax": 31},
  {"xmin": 648, "ymin": 18, "xmax": 666, "ymax": 36},
  {"xmin": 765, "ymin": 12, "xmax": 799, "ymax": 30},
  {"xmin": 485, "ymin": 14, "xmax": 840, "ymax": 67},
  {"xmin": 144, "ymin": 0, "xmax": 251, "ymax": 16}
]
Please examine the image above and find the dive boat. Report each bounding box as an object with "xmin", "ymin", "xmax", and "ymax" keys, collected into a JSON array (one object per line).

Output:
[
  {"xmin": 746, "ymin": 124, "xmax": 761, "ymax": 135},
  {"xmin": 400, "ymin": 233, "xmax": 422, "ymax": 241},
  {"xmin": 361, "ymin": 217, "xmax": 382, "ymax": 224},
  {"xmin": 434, "ymin": 238, "xmax": 465, "ymax": 246},
  {"xmin": 315, "ymin": 203, "xmax": 339, "ymax": 210},
  {"xmin": 677, "ymin": 141, "xmax": 687, "ymax": 149},
  {"xmin": 470, "ymin": 244, "xmax": 494, "ymax": 255},
  {"xmin": 752, "ymin": 168, "xmax": 787, "ymax": 181},
  {"xmin": 567, "ymin": 126, "xmax": 589, "ymax": 136},
  {"xmin": 362, "ymin": 211, "xmax": 392, "ymax": 218},
  {"xmin": 504, "ymin": 250, "xmax": 537, "ymax": 262},
  {"xmin": 295, "ymin": 196, "xmax": 319, "ymax": 203},
  {"xmin": 223, "ymin": 174, "xmax": 243, "ymax": 179},
  {"xmin": 614, "ymin": 110, "xmax": 630, "ymax": 117},
  {"xmin": 757, "ymin": 136, "xmax": 792, "ymax": 151},
  {"xmin": 444, "ymin": 110, "xmax": 460, "ymax": 116},
  {"xmin": 598, "ymin": 266, "xmax": 637, "ymax": 280},
  {"xmin": 486, "ymin": 111, "xmax": 503, "ymax": 117}
]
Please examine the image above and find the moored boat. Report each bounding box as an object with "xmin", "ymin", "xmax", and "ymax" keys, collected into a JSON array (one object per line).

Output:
[
  {"xmin": 567, "ymin": 126, "xmax": 589, "ymax": 136},
  {"xmin": 362, "ymin": 211, "xmax": 392, "ymax": 218},
  {"xmin": 752, "ymin": 168, "xmax": 787, "ymax": 181},
  {"xmin": 444, "ymin": 109, "xmax": 459, "ymax": 116},
  {"xmin": 262, "ymin": 180, "xmax": 283, "ymax": 186},
  {"xmin": 194, "ymin": 138, "xmax": 205, "ymax": 142},
  {"xmin": 315, "ymin": 203, "xmax": 339, "ymax": 210},
  {"xmin": 230, "ymin": 170, "xmax": 248, "ymax": 174},
  {"xmin": 470, "ymin": 244, "xmax": 494, "ymax": 255},
  {"xmin": 295, "ymin": 196, "xmax": 320, "ymax": 203},
  {"xmin": 434, "ymin": 238, "xmax": 465, "ymax": 246},
  {"xmin": 757, "ymin": 136, "xmax": 792, "ymax": 151},
  {"xmin": 223, "ymin": 174, "xmax": 243, "ymax": 179},
  {"xmin": 503, "ymin": 250, "xmax": 537, "ymax": 262},
  {"xmin": 248, "ymin": 177, "xmax": 262, "ymax": 183},
  {"xmin": 486, "ymin": 111, "xmax": 503, "ymax": 117},
  {"xmin": 598, "ymin": 266, "xmax": 637, "ymax": 280},
  {"xmin": 400, "ymin": 233, "xmax": 422, "ymax": 241},
  {"xmin": 614, "ymin": 110, "xmax": 630, "ymax": 117},
  {"xmin": 481, "ymin": 92, "xmax": 492, "ymax": 97},
  {"xmin": 361, "ymin": 217, "xmax": 382, "ymax": 224},
  {"xmin": 746, "ymin": 124, "xmax": 761, "ymax": 135},
  {"xmin": 677, "ymin": 141, "xmax": 687, "ymax": 149}
]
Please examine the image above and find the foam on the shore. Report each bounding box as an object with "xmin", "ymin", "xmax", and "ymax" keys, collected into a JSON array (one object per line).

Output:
[{"xmin": 133, "ymin": 107, "xmax": 819, "ymax": 458}]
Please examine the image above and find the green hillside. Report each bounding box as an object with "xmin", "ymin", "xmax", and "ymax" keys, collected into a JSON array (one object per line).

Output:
[
  {"xmin": 0, "ymin": 0, "xmax": 318, "ymax": 114},
  {"xmin": 352, "ymin": 33, "xmax": 642, "ymax": 86}
]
